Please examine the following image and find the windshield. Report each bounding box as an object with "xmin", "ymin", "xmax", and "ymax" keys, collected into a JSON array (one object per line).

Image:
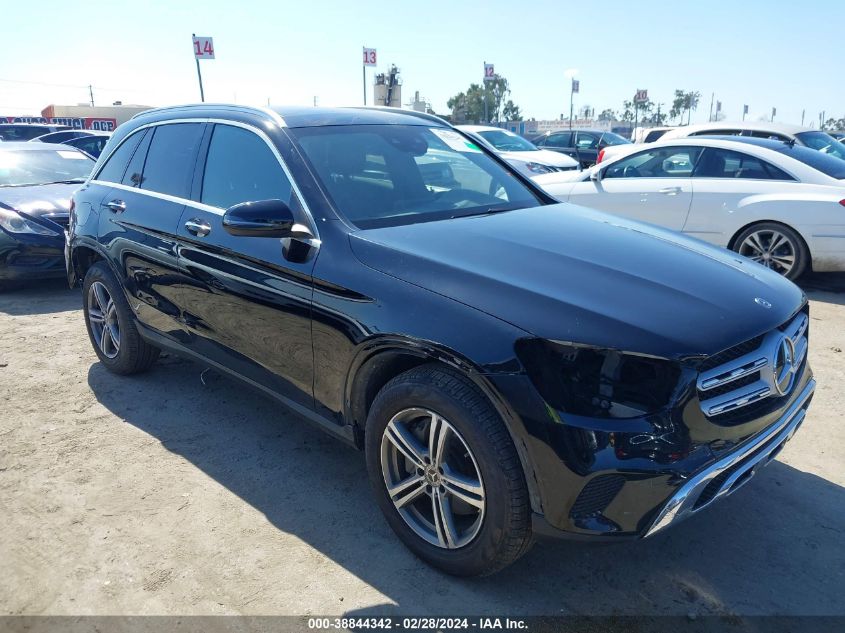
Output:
[
  {"xmin": 291, "ymin": 124, "xmax": 543, "ymax": 229},
  {"xmin": 774, "ymin": 143, "xmax": 845, "ymax": 179},
  {"xmin": 0, "ymin": 148, "xmax": 94, "ymax": 186},
  {"xmin": 795, "ymin": 131, "xmax": 845, "ymax": 160},
  {"xmin": 477, "ymin": 129, "xmax": 537, "ymax": 152},
  {"xmin": 600, "ymin": 132, "xmax": 631, "ymax": 146}
]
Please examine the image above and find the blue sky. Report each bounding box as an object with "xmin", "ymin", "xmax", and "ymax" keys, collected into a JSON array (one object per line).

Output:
[{"xmin": 1, "ymin": 0, "xmax": 842, "ymax": 126}]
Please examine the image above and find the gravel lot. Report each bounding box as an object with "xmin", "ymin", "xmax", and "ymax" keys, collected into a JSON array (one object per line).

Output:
[{"xmin": 1, "ymin": 275, "xmax": 843, "ymax": 616}]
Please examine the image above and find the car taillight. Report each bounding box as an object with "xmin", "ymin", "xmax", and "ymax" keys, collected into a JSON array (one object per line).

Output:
[
  {"xmin": 839, "ymin": 199, "xmax": 845, "ymax": 207},
  {"xmin": 597, "ymin": 149, "xmax": 606, "ymax": 164}
]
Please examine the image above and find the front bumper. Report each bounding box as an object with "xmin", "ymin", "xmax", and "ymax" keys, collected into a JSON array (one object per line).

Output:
[
  {"xmin": 644, "ymin": 377, "xmax": 815, "ymax": 537},
  {"xmin": 487, "ymin": 358, "xmax": 815, "ymax": 540},
  {"xmin": 0, "ymin": 229, "xmax": 65, "ymax": 282}
]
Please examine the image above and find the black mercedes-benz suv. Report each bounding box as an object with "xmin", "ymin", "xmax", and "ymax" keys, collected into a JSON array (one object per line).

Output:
[{"xmin": 66, "ymin": 105, "xmax": 815, "ymax": 576}]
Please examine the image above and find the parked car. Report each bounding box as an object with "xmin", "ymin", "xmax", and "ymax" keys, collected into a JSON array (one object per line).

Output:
[
  {"xmin": 32, "ymin": 130, "xmax": 98, "ymax": 144},
  {"xmin": 0, "ymin": 142, "xmax": 94, "ymax": 289},
  {"xmin": 61, "ymin": 132, "xmax": 112, "ymax": 159},
  {"xmin": 659, "ymin": 121, "xmax": 845, "ymax": 161},
  {"xmin": 631, "ymin": 126, "xmax": 677, "ymax": 144},
  {"xmin": 531, "ymin": 129, "xmax": 630, "ymax": 167},
  {"xmin": 68, "ymin": 105, "xmax": 814, "ymax": 576},
  {"xmin": 535, "ymin": 136, "xmax": 845, "ymax": 279},
  {"xmin": 0, "ymin": 123, "xmax": 72, "ymax": 141},
  {"xmin": 829, "ymin": 131, "xmax": 845, "ymax": 144},
  {"xmin": 457, "ymin": 125, "xmax": 579, "ymax": 175}
]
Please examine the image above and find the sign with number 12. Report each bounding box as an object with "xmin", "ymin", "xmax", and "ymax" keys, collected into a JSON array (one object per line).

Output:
[{"xmin": 193, "ymin": 36, "xmax": 215, "ymax": 59}]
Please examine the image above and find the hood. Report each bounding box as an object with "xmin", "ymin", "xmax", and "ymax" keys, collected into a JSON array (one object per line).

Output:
[
  {"xmin": 349, "ymin": 204, "xmax": 804, "ymax": 360},
  {"xmin": 501, "ymin": 148, "xmax": 579, "ymax": 168},
  {"xmin": 0, "ymin": 182, "xmax": 78, "ymax": 218}
]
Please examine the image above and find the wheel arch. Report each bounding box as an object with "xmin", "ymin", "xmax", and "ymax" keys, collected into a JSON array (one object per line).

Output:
[
  {"xmin": 69, "ymin": 240, "xmax": 107, "ymax": 286},
  {"xmin": 344, "ymin": 337, "xmax": 543, "ymax": 513}
]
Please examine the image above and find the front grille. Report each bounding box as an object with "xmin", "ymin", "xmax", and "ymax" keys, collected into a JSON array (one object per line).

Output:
[
  {"xmin": 697, "ymin": 311, "xmax": 809, "ymax": 425},
  {"xmin": 700, "ymin": 335, "xmax": 765, "ymax": 372},
  {"xmin": 570, "ymin": 474, "xmax": 625, "ymax": 518}
]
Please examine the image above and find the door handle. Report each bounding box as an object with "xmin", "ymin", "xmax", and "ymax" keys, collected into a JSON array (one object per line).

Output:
[
  {"xmin": 658, "ymin": 186, "xmax": 682, "ymax": 195},
  {"xmin": 104, "ymin": 199, "xmax": 126, "ymax": 213},
  {"xmin": 184, "ymin": 218, "xmax": 211, "ymax": 237}
]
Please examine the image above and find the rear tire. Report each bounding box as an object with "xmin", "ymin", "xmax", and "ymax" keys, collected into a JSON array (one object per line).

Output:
[
  {"xmin": 365, "ymin": 364, "xmax": 533, "ymax": 576},
  {"xmin": 732, "ymin": 222, "xmax": 809, "ymax": 280},
  {"xmin": 82, "ymin": 262, "xmax": 160, "ymax": 374}
]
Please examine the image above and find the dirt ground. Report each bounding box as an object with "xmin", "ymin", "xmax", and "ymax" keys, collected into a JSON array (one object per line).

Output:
[{"xmin": 1, "ymin": 275, "xmax": 843, "ymax": 617}]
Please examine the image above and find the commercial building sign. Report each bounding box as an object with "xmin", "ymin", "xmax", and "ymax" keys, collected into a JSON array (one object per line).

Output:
[{"xmin": 0, "ymin": 115, "xmax": 117, "ymax": 131}]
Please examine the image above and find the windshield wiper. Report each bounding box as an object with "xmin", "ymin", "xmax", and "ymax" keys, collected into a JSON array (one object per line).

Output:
[{"xmin": 451, "ymin": 205, "xmax": 521, "ymax": 219}]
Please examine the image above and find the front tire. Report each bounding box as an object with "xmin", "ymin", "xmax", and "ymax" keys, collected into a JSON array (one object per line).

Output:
[
  {"xmin": 365, "ymin": 364, "xmax": 532, "ymax": 576},
  {"xmin": 82, "ymin": 262, "xmax": 160, "ymax": 374},
  {"xmin": 733, "ymin": 222, "xmax": 809, "ymax": 280}
]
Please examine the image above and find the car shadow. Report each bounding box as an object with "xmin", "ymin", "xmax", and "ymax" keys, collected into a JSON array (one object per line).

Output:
[
  {"xmin": 87, "ymin": 359, "xmax": 844, "ymax": 616},
  {"xmin": 798, "ymin": 272, "xmax": 845, "ymax": 305},
  {"xmin": 0, "ymin": 278, "xmax": 79, "ymax": 316}
]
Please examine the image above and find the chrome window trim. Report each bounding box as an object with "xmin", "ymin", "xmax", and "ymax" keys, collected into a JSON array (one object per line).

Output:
[{"xmin": 89, "ymin": 117, "xmax": 318, "ymax": 239}]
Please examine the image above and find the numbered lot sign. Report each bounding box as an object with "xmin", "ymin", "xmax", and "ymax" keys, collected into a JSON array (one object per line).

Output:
[
  {"xmin": 484, "ymin": 63, "xmax": 495, "ymax": 81},
  {"xmin": 363, "ymin": 48, "xmax": 377, "ymax": 67},
  {"xmin": 193, "ymin": 36, "xmax": 215, "ymax": 59}
]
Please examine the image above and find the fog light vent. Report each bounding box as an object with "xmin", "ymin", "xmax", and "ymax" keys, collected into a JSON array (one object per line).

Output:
[{"xmin": 570, "ymin": 474, "xmax": 625, "ymax": 518}]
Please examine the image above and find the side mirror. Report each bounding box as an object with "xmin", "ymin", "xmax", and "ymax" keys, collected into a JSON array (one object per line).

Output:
[
  {"xmin": 590, "ymin": 168, "xmax": 602, "ymax": 182},
  {"xmin": 223, "ymin": 199, "xmax": 313, "ymax": 239}
]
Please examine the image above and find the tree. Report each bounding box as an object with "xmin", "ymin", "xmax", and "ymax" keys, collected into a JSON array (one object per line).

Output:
[
  {"xmin": 597, "ymin": 108, "xmax": 616, "ymax": 122},
  {"xmin": 578, "ymin": 104, "xmax": 593, "ymax": 119},
  {"xmin": 620, "ymin": 100, "xmax": 636, "ymax": 122},
  {"xmin": 669, "ymin": 90, "xmax": 702, "ymax": 125},
  {"xmin": 447, "ymin": 76, "xmax": 519, "ymax": 124},
  {"xmin": 823, "ymin": 117, "xmax": 845, "ymax": 131},
  {"xmin": 502, "ymin": 100, "xmax": 522, "ymax": 122}
]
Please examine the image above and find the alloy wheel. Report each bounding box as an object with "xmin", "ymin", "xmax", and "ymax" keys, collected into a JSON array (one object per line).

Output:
[
  {"xmin": 380, "ymin": 407, "xmax": 485, "ymax": 549},
  {"xmin": 87, "ymin": 281, "xmax": 121, "ymax": 359},
  {"xmin": 738, "ymin": 229, "xmax": 796, "ymax": 276}
]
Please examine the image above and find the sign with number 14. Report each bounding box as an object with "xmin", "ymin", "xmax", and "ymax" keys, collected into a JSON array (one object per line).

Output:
[{"xmin": 193, "ymin": 36, "xmax": 215, "ymax": 59}]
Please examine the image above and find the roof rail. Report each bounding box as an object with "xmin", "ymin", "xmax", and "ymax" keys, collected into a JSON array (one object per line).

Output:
[
  {"xmin": 344, "ymin": 105, "xmax": 449, "ymax": 127},
  {"xmin": 130, "ymin": 103, "xmax": 285, "ymax": 127}
]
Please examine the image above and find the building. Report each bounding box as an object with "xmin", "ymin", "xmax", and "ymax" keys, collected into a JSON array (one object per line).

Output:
[
  {"xmin": 41, "ymin": 104, "xmax": 153, "ymax": 131},
  {"xmin": 374, "ymin": 66, "xmax": 402, "ymax": 108}
]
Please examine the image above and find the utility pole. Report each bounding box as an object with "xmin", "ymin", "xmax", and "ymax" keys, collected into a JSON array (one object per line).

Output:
[
  {"xmin": 708, "ymin": 92, "xmax": 714, "ymax": 122},
  {"xmin": 88, "ymin": 85, "xmax": 94, "ymax": 108},
  {"xmin": 313, "ymin": 96, "xmax": 317, "ymax": 107},
  {"xmin": 801, "ymin": 109, "xmax": 805, "ymax": 126},
  {"xmin": 568, "ymin": 82, "xmax": 574, "ymax": 129}
]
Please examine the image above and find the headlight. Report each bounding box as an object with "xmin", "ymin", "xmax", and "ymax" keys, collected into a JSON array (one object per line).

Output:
[
  {"xmin": 516, "ymin": 339, "xmax": 683, "ymax": 419},
  {"xmin": 524, "ymin": 162, "xmax": 555, "ymax": 174},
  {"xmin": 0, "ymin": 208, "xmax": 60, "ymax": 236}
]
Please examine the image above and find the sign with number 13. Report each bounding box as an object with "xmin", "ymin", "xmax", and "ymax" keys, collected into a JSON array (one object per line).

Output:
[{"xmin": 363, "ymin": 48, "xmax": 377, "ymax": 67}]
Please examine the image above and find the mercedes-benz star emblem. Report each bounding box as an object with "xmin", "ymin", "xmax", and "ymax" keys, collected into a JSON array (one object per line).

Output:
[
  {"xmin": 755, "ymin": 297, "xmax": 773, "ymax": 309},
  {"xmin": 773, "ymin": 336, "xmax": 797, "ymax": 396}
]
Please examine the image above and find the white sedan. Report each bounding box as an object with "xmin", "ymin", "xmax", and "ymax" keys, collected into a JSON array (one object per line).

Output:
[
  {"xmin": 534, "ymin": 137, "xmax": 845, "ymax": 279},
  {"xmin": 457, "ymin": 125, "xmax": 580, "ymax": 176}
]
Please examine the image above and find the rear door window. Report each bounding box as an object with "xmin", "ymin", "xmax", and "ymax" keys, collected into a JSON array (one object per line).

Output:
[
  {"xmin": 96, "ymin": 130, "xmax": 146, "ymax": 183},
  {"xmin": 122, "ymin": 129, "xmax": 153, "ymax": 187},
  {"xmin": 139, "ymin": 123, "xmax": 204, "ymax": 198},
  {"xmin": 694, "ymin": 148, "xmax": 795, "ymax": 180}
]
